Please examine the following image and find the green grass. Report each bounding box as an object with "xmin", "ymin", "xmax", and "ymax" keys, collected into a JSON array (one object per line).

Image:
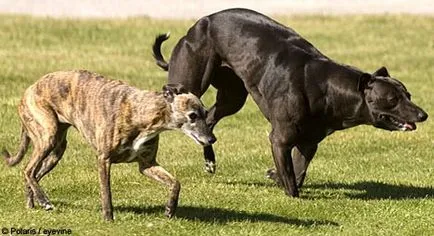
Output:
[{"xmin": 1, "ymin": 13, "xmax": 434, "ymax": 235}]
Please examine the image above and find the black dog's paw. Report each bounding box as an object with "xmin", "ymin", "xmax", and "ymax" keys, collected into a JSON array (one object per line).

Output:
[
  {"xmin": 265, "ymin": 168, "xmax": 282, "ymax": 187},
  {"xmin": 265, "ymin": 168, "xmax": 276, "ymax": 179},
  {"xmin": 204, "ymin": 161, "xmax": 216, "ymax": 174}
]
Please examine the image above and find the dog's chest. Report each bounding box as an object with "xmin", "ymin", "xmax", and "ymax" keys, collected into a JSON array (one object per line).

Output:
[{"xmin": 112, "ymin": 133, "xmax": 159, "ymax": 163}]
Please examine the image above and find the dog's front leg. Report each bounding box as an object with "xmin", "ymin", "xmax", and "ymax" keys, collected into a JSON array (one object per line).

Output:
[
  {"xmin": 139, "ymin": 163, "xmax": 180, "ymax": 218},
  {"xmin": 97, "ymin": 156, "xmax": 113, "ymax": 221},
  {"xmin": 292, "ymin": 144, "xmax": 318, "ymax": 188},
  {"xmin": 269, "ymin": 128, "xmax": 299, "ymax": 197},
  {"xmin": 267, "ymin": 143, "xmax": 318, "ymax": 189}
]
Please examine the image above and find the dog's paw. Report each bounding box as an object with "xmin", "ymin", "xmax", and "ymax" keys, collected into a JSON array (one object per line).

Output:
[
  {"xmin": 265, "ymin": 168, "xmax": 282, "ymax": 187},
  {"xmin": 164, "ymin": 206, "xmax": 176, "ymax": 218},
  {"xmin": 42, "ymin": 203, "xmax": 54, "ymax": 211},
  {"xmin": 26, "ymin": 198, "xmax": 35, "ymax": 209},
  {"xmin": 204, "ymin": 161, "xmax": 216, "ymax": 174},
  {"xmin": 265, "ymin": 168, "xmax": 276, "ymax": 179},
  {"xmin": 164, "ymin": 199, "xmax": 178, "ymax": 218}
]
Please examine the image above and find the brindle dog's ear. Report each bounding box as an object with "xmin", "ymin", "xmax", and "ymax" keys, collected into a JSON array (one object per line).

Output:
[
  {"xmin": 358, "ymin": 73, "xmax": 373, "ymax": 91},
  {"xmin": 163, "ymin": 84, "xmax": 187, "ymax": 102},
  {"xmin": 373, "ymin": 66, "xmax": 390, "ymax": 77}
]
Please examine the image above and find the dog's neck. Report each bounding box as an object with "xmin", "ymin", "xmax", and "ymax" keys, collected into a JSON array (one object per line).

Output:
[
  {"xmin": 340, "ymin": 97, "xmax": 373, "ymax": 128},
  {"xmin": 115, "ymin": 91, "xmax": 176, "ymax": 152},
  {"xmin": 166, "ymin": 102, "xmax": 184, "ymax": 129},
  {"xmin": 126, "ymin": 91, "xmax": 173, "ymax": 134},
  {"xmin": 322, "ymin": 62, "xmax": 375, "ymax": 129}
]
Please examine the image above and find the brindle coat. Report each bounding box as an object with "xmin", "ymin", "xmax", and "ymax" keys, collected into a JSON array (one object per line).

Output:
[{"xmin": 3, "ymin": 70, "xmax": 215, "ymax": 221}]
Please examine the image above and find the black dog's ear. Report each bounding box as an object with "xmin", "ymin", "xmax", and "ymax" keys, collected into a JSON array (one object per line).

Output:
[
  {"xmin": 358, "ymin": 73, "xmax": 373, "ymax": 91},
  {"xmin": 373, "ymin": 66, "xmax": 390, "ymax": 77},
  {"xmin": 163, "ymin": 84, "xmax": 187, "ymax": 102}
]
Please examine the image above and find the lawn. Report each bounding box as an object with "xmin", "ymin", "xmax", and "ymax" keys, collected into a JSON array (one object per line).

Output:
[{"xmin": 0, "ymin": 13, "xmax": 433, "ymax": 235}]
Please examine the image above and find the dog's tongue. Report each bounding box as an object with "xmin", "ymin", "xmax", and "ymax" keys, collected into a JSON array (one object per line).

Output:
[{"xmin": 403, "ymin": 122, "xmax": 416, "ymax": 131}]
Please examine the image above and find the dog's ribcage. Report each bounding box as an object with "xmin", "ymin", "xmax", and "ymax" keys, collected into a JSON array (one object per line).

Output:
[{"xmin": 113, "ymin": 135, "xmax": 159, "ymax": 163}]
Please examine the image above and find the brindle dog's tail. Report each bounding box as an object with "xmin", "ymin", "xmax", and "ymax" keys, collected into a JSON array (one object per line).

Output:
[
  {"xmin": 152, "ymin": 33, "xmax": 170, "ymax": 71},
  {"xmin": 2, "ymin": 126, "xmax": 30, "ymax": 167}
]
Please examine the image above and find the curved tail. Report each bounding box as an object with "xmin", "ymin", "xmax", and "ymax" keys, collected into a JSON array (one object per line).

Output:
[
  {"xmin": 2, "ymin": 126, "xmax": 30, "ymax": 167},
  {"xmin": 152, "ymin": 33, "xmax": 170, "ymax": 71}
]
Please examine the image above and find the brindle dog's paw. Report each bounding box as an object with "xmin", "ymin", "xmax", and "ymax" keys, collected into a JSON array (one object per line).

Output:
[
  {"xmin": 164, "ymin": 207, "xmax": 174, "ymax": 218},
  {"xmin": 164, "ymin": 199, "xmax": 178, "ymax": 218},
  {"xmin": 26, "ymin": 198, "xmax": 35, "ymax": 209},
  {"xmin": 42, "ymin": 202, "xmax": 54, "ymax": 211},
  {"xmin": 265, "ymin": 168, "xmax": 282, "ymax": 187},
  {"xmin": 204, "ymin": 161, "xmax": 216, "ymax": 174}
]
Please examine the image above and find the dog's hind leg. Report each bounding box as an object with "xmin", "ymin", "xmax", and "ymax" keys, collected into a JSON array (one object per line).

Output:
[
  {"xmin": 34, "ymin": 124, "xmax": 69, "ymax": 181},
  {"xmin": 207, "ymin": 66, "xmax": 248, "ymax": 130},
  {"xmin": 21, "ymin": 97, "xmax": 63, "ymax": 210},
  {"xmin": 24, "ymin": 134, "xmax": 58, "ymax": 210},
  {"xmin": 167, "ymin": 33, "xmax": 223, "ymax": 173},
  {"xmin": 168, "ymin": 41, "xmax": 217, "ymax": 96},
  {"xmin": 203, "ymin": 66, "xmax": 248, "ymax": 173},
  {"xmin": 26, "ymin": 125, "xmax": 69, "ymax": 208}
]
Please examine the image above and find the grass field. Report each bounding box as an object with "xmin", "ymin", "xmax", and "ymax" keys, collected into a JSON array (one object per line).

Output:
[{"xmin": 0, "ymin": 13, "xmax": 434, "ymax": 235}]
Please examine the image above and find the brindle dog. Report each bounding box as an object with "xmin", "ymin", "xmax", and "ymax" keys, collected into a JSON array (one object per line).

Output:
[{"xmin": 3, "ymin": 70, "xmax": 216, "ymax": 221}]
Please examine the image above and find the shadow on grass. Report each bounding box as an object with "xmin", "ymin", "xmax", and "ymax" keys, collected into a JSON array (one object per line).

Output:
[
  {"xmin": 306, "ymin": 181, "xmax": 434, "ymax": 200},
  {"xmin": 217, "ymin": 180, "xmax": 277, "ymax": 188},
  {"xmin": 218, "ymin": 180, "xmax": 434, "ymax": 200},
  {"xmin": 116, "ymin": 205, "xmax": 338, "ymax": 227}
]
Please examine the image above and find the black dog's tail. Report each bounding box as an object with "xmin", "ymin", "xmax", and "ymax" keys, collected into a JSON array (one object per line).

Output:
[
  {"xmin": 2, "ymin": 125, "xmax": 31, "ymax": 167},
  {"xmin": 153, "ymin": 33, "xmax": 170, "ymax": 71}
]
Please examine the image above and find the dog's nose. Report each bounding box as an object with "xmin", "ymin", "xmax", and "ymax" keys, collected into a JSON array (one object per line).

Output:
[
  {"xmin": 417, "ymin": 111, "xmax": 428, "ymax": 122},
  {"xmin": 208, "ymin": 136, "xmax": 217, "ymax": 144}
]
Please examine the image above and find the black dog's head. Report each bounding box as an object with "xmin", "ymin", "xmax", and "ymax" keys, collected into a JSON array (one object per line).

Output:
[{"xmin": 359, "ymin": 67, "xmax": 428, "ymax": 131}]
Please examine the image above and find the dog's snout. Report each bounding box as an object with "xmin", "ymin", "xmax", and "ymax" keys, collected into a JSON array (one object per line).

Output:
[
  {"xmin": 208, "ymin": 135, "xmax": 217, "ymax": 144},
  {"xmin": 417, "ymin": 110, "xmax": 428, "ymax": 122}
]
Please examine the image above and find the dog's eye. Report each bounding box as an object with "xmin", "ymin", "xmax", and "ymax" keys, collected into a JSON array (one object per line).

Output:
[
  {"xmin": 188, "ymin": 113, "xmax": 198, "ymax": 121},
  {"xmin": 387, "ymin": 97, "xmax": 398, "ymax": 104}
]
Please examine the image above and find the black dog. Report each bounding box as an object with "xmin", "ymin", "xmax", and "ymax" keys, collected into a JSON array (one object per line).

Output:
[{"xmin": 152, "ymin": 8, "xmax": 428, "ymax": 197}]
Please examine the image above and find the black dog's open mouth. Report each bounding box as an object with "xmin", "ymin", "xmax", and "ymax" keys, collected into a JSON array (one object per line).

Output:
[{"xmin": 379, "ymin": 114, "xmax": 416, "ymax": 131}]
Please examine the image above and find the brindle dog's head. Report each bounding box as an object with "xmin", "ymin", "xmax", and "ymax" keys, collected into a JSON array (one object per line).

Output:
[
  {"xmin": 359, "ymin": 67, "xmax": 428, "ymax": 131},
  {"xmin": 163, "ymin": 84, "xmax": 217, "ymax": 145}
]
